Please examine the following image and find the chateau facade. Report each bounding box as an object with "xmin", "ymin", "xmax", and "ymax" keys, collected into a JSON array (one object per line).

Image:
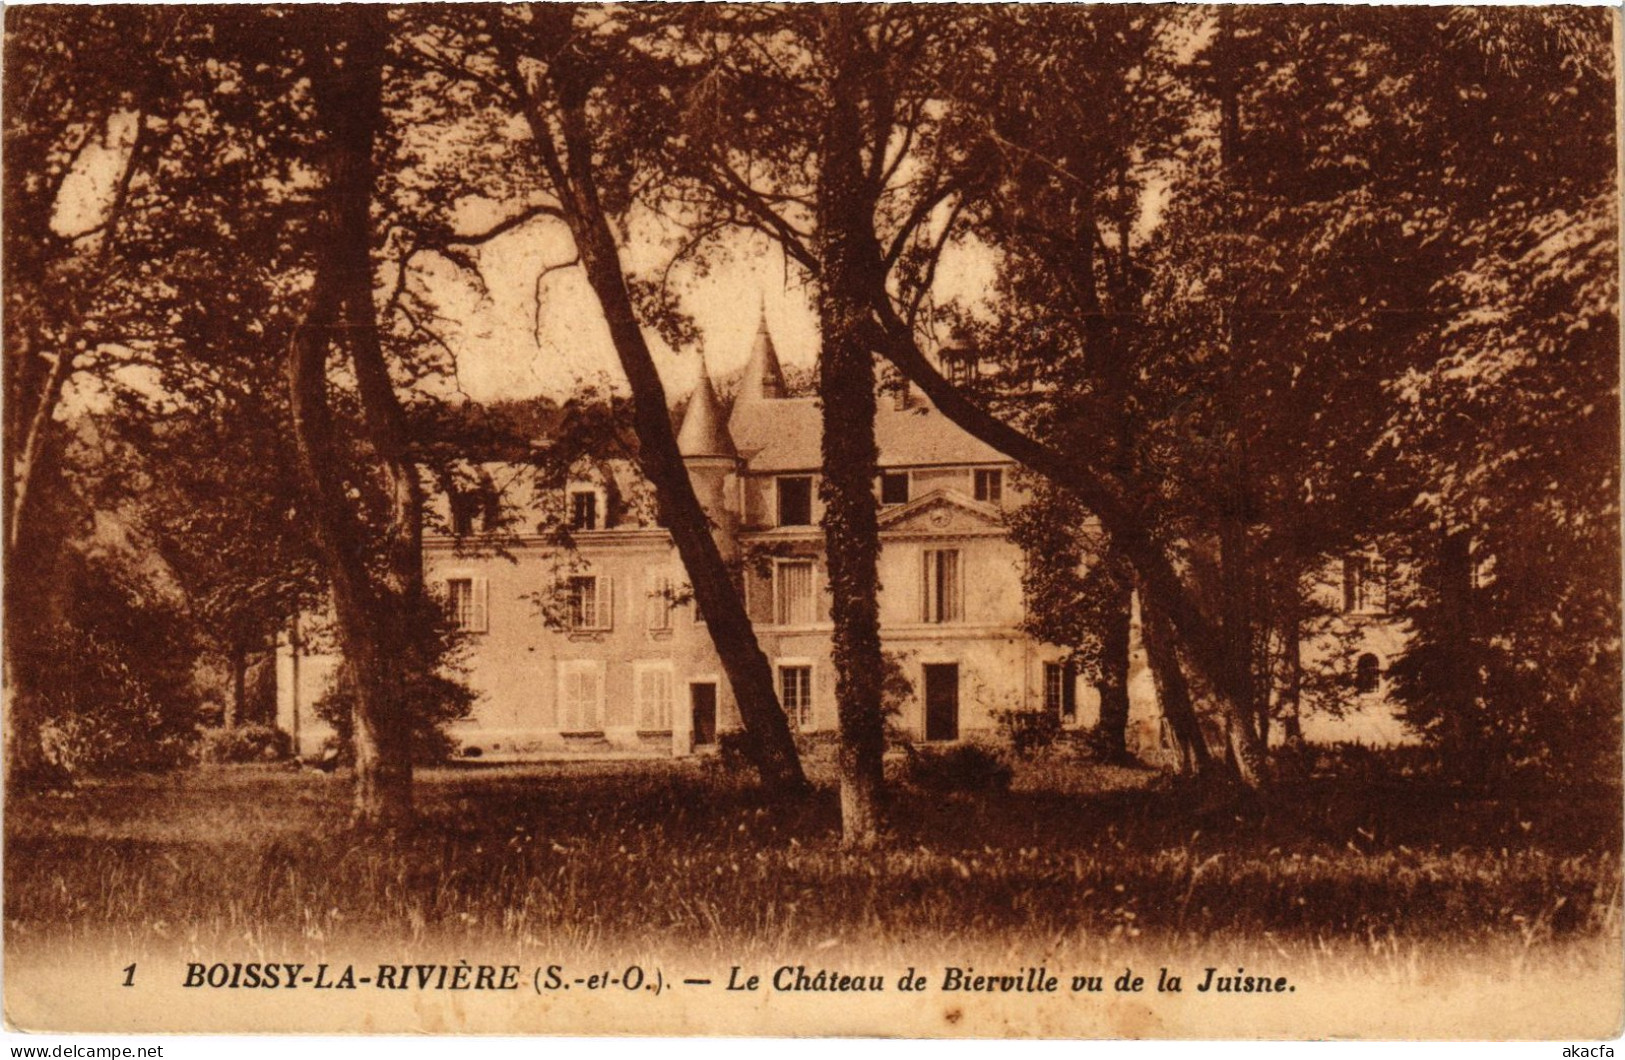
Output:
[{"xmin": 276, "ymin": 313, "xmax": 1408, "ymax": 760}]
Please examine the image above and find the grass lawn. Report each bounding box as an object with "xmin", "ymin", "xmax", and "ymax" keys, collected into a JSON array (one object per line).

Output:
[{"xmin": 6, "ymin": 753, "xmax": 1619, "ymax": 972}]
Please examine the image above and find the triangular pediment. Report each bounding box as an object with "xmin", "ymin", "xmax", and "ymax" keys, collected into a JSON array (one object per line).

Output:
[{"xmin": 877, "ymin": 489, "xmax": 1004, "ymax": 536}]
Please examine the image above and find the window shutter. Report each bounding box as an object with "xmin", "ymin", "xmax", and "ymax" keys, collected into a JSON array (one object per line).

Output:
[
  {"xmin": 920, "ymin": 551, "xmax": 931, "ymax": 623},
  {"xmin": 473, "ymin": 577, "xmax": 489, "ymax": 633},
  {"xmin": 599, "ymin": 575, "xmax": 614, "ymax": 630},
  {"xmin": 560, "ymin": 669, "xmax": 576, "ymax": 730}
]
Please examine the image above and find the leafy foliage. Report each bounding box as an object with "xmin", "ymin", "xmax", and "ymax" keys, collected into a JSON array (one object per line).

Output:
[
  {"xmin": 312, "ymin": 603, "xmax": 478, "ymax": 766},
  {"xmin": 32, "ymin": 550, "xmax": 201, "ymax": 777},
  {"xmin": 994, "ymin": 708, "xmax": 1062, "ymax": 759},
  {"xmin": 902, "ymin": 743, "xmax": 1014, "ymax": 794}
]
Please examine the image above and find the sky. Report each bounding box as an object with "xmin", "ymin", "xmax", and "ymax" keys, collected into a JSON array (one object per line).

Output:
[
  {"xmin": 422, "ymin": 196, "xmax": 1000, "ymax": 407},
  {"xmin": 429, "ymin": 211, "xmax": 826, "ymax": 404}
]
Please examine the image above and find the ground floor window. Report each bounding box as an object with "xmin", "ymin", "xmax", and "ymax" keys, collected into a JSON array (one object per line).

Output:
[
  {"xmin": 779, "ymin": 664, "xmax": 812, "ymax": 728},
  {"xmin": 558, "ymin": 661, "xmax": 604, "ymax": 732},
  {"xmin": 1044, "ymin": 660, "xmax": 1078, "ymax": 721},
  {"xmin": 635, "ymin": 663, "xmax": 674, "ymax": 731}
]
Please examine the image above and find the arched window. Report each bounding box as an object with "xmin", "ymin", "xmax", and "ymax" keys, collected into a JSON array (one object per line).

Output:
[{"xmin": 1354, "ymin": 653, "xmax": 1382, "ymax": 694}]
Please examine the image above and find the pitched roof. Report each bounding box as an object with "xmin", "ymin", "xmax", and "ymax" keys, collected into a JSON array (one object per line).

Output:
[
  {"xmin": 728, "ymin": 391, "xmax": 1011, "ymax": 472},
  {"xmin": 676, "ymin": 357, "xmax": 737, "ymax": 459},
  {"xmin": 734, "ymin": 305, "xmax": 787, "ymax": 404}
]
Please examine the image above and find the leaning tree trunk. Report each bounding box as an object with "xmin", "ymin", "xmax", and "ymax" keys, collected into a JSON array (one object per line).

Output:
[
  {"xmin": 288, "ymin": 7, "xmax": 416, "ymax": 831},
  {"xmin": 3, "ymin": 66, "xmax": 157, "ymax": 792},
  {"xmin": 1141, "ymin": 589, "xmax": 1215, "ymax": 778},
  {"xmin": 1217, "ymin": 491, "xmax": 1270, "ymax": 786},
  {"xmin": 867, "ymin": 292, "xmax": 1272, "ymax": 794},
  {"xmin": 501, "ymin": 5, "xmax": 806, "ymax": 795},
  {"xmin": 813, "ymin": 7, "xmax": 889, "ymax": 845}
]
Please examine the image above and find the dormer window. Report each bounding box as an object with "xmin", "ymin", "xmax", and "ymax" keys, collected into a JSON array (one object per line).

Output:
[
  {"xmin": 942, "ymin": 346, "xmax": 979, "ymax": 385},
  {"xmin": 569, "ymin": 488, "xmax": 600, "ymax": 531},
  {"xmin": 451, "ymin": 494, "xmax": 479, "ymax": 536},
  {"xmin": 450, "ymin": 487, "xmax": 497, "ymax": 536},
  {"xmin": 776, "ymin": 476, "xmax": 813, "ymax": 527},
  {"xmin": 880, "ymin": 471, "xmax": 910, "ymax": 506}
]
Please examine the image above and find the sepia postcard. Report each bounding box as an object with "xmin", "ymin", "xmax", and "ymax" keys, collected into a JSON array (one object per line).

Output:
[{"xmin": 4, "ymin": 3, "xmax": 1621, "ymax": 1041}]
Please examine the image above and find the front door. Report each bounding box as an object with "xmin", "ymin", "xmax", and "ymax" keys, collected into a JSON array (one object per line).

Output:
[
  {"xmin": 691, "ymin": 682, "xmax": 718, "ymax": 747},
  {"xmin": 923, "ymin": 664, "xmax": 959, "ymax": 742}
]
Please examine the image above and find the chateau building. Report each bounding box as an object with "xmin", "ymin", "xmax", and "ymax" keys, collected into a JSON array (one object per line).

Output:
[{"xmin": 276, "ymin": 311, "xmax": 1408, "ymax": 759}]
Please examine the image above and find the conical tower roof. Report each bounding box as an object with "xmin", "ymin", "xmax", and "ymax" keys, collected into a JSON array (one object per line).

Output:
[
  {"xmin": 676, "ymin": 354, "xmax": 737, "ymax": 459},
  {"xmin": 735, "ymin": 301, "xmax": 787, "ymax": 405}
]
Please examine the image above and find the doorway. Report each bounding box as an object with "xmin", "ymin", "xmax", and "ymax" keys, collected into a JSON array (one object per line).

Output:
[
  {"xmin": 923, "ymin": 663, "xmax": 959, "ymax": 742},
  {"xmin": 690, "ymin": 682, "xmax": 718, "ymax": 747}
]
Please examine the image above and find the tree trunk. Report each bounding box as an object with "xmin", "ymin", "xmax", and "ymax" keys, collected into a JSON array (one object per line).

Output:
[
  {"xmin": 1279, "ymin": 608, "xmax": 1304, "ymax": 745},
  {"xmin": 289, "ymin": 7, "xmax": 415, "ymax": 832},
  {"xmin": 3, "ymin": 56, "xmax": 159, "ymax": 793},
  {"xmin": 1141, "ymin": 589, "xmax": 1214, "ymax": 778},
  {"xmin": 814, "ymin": 7, "xmax": 888, "ymax": 845},
  {"xmin": 1092, "ymin": 550, "xmax": 1133, "ymax": 761},
  {"xmin": 1438, "ymin": 528, "xmax": 1479, "ymax": 768},
  {"xmin": 226, "ymin": 643, "xmax": 246, "ymax": 730},
  {"xmin": 868, "ymin": 309, "xmax": 1270, "ymax": 791},
  {"xmin": 2, "ymin": 431, "xmax": 70, "ymax": 792},
  {"xmin": 503, "ymin": 6, "xmax": 806, "ymax": 794}
]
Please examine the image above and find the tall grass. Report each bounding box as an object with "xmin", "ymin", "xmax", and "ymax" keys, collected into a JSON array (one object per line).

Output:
[{"xmin": 6, "ymin": 758, "xmax": 1619, "ymax": 967}]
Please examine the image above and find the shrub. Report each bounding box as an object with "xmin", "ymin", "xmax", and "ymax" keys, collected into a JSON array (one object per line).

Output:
[
  {"xmin": 196, "ymin": 724, "xmax": 290, "ymax": 764},
  {"xmin": 902, "ymin": 743, "xmax": 1013, "ymax": 794},
  {"xmin": 30, "ymin": 552, "xmax": 202, "ymax": 778},
  {"xmin": 312, "ymin": 597, "xmax": 477, "ymax": 766},
  {"xmin": 793, "ymin": 730, "xmax": 840, "ymax": 770},
  {"xmin": 995, "ymin": 708, "xmax": 1062, "ymax": 758},
  {"xmin": 715, "ymin": 730, "xmax": 755, "ymax": 773},
  {"xmin": 313, "ymin": 666, "xmax": 475, "ymax": 765}
]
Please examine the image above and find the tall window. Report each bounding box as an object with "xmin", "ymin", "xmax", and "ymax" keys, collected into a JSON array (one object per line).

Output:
[
  {"xmin": 779, "ymin": 665, "xmax": 812, "ymax": 728},
  {"xmin": 921, "ymin": 548, "xmax": 963, "ymax": 623},
  {"xmin": 774, "ymin": 559, "xmax": 817, "ymax": 626},
  {"xmin": 974, "ymin": 468, "xmax": 1003, "ymax": 504},
  {"xmin": 446, "ymin": 577, "xmax": 487, "ymax": 633},
  {"xmin": 777, "ymin": 476, "xmax": 813, "ymax": 526},
  {"xmin": 558, "ymin": 661, "xmax": 604, "ymax": 732},
  {"xmin": 635, "ymin": 664, "xmax": 674, "ymax": 731},
  {"xmin": 880, "ymin": 471, "xmax": 910, "ymax": 506},
  {"xmin": 567, "ymin": 574, "xmax": 612, "ymax": 630},
  {"xmin": 1343, "ymin": 554, "xmax": 1387, "ymax": 613},
  {"xmin": 645, "ymin": 570, "xmax": 675, "ymax": 632},
  {"xmin": 1044, "ymin": 661, "xmax": 1077, "ymax": 721},
  {"xmin": 450, "ymin": 494, "xmax": 480, "ymax": 536},
  {"xmin": 569, "ymin": 489, "xmax": 600, "ymax": 531}
]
